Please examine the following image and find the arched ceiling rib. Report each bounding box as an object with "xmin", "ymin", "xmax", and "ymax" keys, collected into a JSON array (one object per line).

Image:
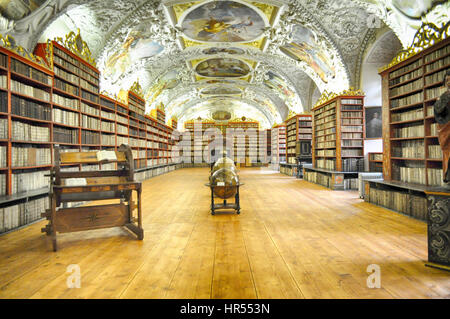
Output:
[{"xmin": 0, "ymin": 0, "xmax": 448, "ymax": 128}]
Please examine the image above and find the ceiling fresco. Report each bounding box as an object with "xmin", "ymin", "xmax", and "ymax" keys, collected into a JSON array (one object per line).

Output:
[
  {"xmin": 0, "ymin": 0, "xmax": 448, "ymax": 129},
  {"xmin": 180, "ymin": 0, "xmax": 268, "ymax": 43},
  {"xmin": 194, "ymin": 57, "xmax": 251, "ymax": 78}
]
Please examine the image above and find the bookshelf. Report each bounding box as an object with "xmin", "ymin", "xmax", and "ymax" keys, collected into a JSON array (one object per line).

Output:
[
  {"xmin": 380, "ymin": 36, "xmax": 449, "ymax": 188},
  {"xmin": 286, "ymin": 114, "xmax": 312, "ymax": 164},
  {"xmin": 182, "ymin": 120, "xmax": 264, "ymax": 166},
  {"xmin": 270, "ymin": 124, "xmax": 286, "ymax": 170},
  {"xmin": 0, "ymin": 32, "xmax": 178, "ymax": 235},
  {"xmin": 312, "ymin": 94, "xmax": 365, "ymax": 172},
  {"xmin": 303, "ymin": 91, "xmax": 365, "ymax": 189},
  {"xmin": 368, "ymin": 152, "xmax": 383, "ymax": 172}
]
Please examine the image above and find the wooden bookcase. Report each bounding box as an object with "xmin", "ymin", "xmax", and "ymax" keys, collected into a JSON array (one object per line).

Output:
[
  {"xmin": 182, "ymin": 120, "xmax": 263, "ymax": 166},
  {"xmin": 286, "ymin": 114, "xmax": 312, "ymax": 164},
  {"xmin": 368, "ymin": 152, "xmax": 383, "ymax": 172},
  {"xmin": 270, "ymin": 124, "xmax": 286, "ymax": 168},
  {"xmin": 265, "ymin": 128, "xmax": 271, "ymax": 163},
  {"xmin": 312, "ymin": 95, "xmax": 365, "ymax": 172},
  {"xmin": 379, "ymin": 37, "xmax": 449, "ymax": 187},
  {"xmin": 0, "ymin": 35, "xmax": 178, "ymax": 235}
]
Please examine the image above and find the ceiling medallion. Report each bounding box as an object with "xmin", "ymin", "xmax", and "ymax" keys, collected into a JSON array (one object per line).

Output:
[
  {"xmin": 54, "ymin": 28, "xmax": 96, "ymax": 66},
  {"xmin": 379, "ymin": 22, "xmax": 449, "ymax": 73},
  {"xmin": 179, "ymin": 0, "xmax": 268, "ymax": 43}
]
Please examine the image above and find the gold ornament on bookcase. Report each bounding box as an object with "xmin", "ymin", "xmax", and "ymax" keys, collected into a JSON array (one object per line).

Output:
[
  {"xmin": 54, "ymin": 28, "xmax": 96, "ymax": 67},
  {"xmin": 0, "ymin": 33, "xmax": 50, "ymax": 70},
  {"xmin": 314, "ymin": 87, "xmax": 364, "ymax": 108},
  {"xmin": 379, "ymin": 22, "xmax": 450, "ymax": 73},
  {"xmin": 129, "ymin": 79, "xmax": 144, "ymax": 99},
  {"xmin": 100, "ymin": 90, "xmax": 127, "ymax": 105}
]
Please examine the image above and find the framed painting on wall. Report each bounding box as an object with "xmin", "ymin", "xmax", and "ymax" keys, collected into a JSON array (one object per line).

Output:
[{"xmin": 365, "ymin": 106, "xmax": 382, "ymax": 139}]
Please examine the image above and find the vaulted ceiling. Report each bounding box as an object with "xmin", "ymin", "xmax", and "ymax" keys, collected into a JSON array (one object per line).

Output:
[{"xmin": 0, "ymin": 0, "xmax": 448, "ymax": 128}]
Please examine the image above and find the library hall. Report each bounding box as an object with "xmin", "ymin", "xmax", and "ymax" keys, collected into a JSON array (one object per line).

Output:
[{"xmin": 0, "ymin": 0, "xmax": 449, "ymax": 302}]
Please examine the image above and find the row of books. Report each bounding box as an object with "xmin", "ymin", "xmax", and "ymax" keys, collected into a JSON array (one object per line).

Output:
[
  {"xmin": 389, "ymin": 59, "xmax": 422, "ymax": 80},
  {"xmin": 391, "ymin": 91, "xmax": 423, "ymax": 109},
  {"xmin": 315, "ymin": 159, "xmax": 335, "ymax": 170},
  {"xmin": 12, "ymin": 121, "xmax": 50, "ymax": 142},
  {"xmin": 392, "ymin": 140, "xmax": 425, "ymax": 158},
  {"xmin": 100, "ymin": 97, "xmax": 115, "ymax": 110},
  {"xmin": 391, "ymin": 107, "xmax": 423, "ymax": 122},
  {"xmin": 426, "ymin": 86, "xmax": 445, "ymax": 100},
  {"xmin": 342, "ymin": 132, "xmax": 363, "ymax": 139},
  {"xmin": 425, "ymin": 68, "xmax": 448, "ymax": 86},
  {"xmin": 0, "ymin": 146, "xmax": 5, "ymax": 167},
  {"xmin": 81, "ymin": 130, "xmax": 100, "ymax": 144},
  {"xmin": 81, "ymin": 102, "xmax": 100, "ymax": 117},
  {"xmin": 394, "ymin": 164, "xmax": 426, "ymax": 184},
  {"xmin": 0, "ymin": 118, "xmax": 7, "ymax": 139},
  {"xmin": 54, "ymin": 65, "xmax": 79, "ymax": 85},
  {"xmin": 299, "ymin": 134, "xmax": 312, "ymax": 139},
  {"xmin": 315, "ymin": 115, "xmax": 336, "ymax": 125},
  {"xmin": 341, "ymin": 99, "xmax": 362, "ymax": 105},
  {"xmin": 316, "ymin": 149, "xmax": 335, "ymax": 157},
  {"xmin": 80, "ymin": 78, "xmax": 99, "ymax": 94},
  {"xmin": 342, "ymin": 119, "xmax": 363, "ymax": 125},
  {"xmin": 315, "ymin": 134, "xmax": 335, "ymax": 142},
  {"xmin": 341, "ymin": 111, "xmax": 362, "ymax": 118},
  {"xmin": 0, "ymin": 75, "xmax": 6, "ymax": 90},
  {"xmin": 11, "ymin": 95, "xmax": 51, "ymax": 121},
  {"xmin": 389, "ymin": 67, "xmax": 423, "ymax": 88},
  {"xmin": 425, "ymin": 55, "xmax": 450, "ymax": 73},
  {"xmin": 53, "ymin": 108, "xmax": 79, "ymax": 126},
  {"xmin": 369, "ymin": 153, "xmax": 383, "ymax": 161},
  {"xmin": 0, "ymin": 53, "xmax": 6, "ymax": 68},
  {"xmin": 428, "ymin": 144, "xmax": 443, "ymax": 159},
  {"xmin": 367, "ymin": 187, "xmax": 427, "ymax": 221},
  {"xmin": 81, "ymin": 114, "xmax": 100, "ymax": 130},
  {"xmin": 101, "ymin": 122, "xmax": 115, "ymax": 133},
  {"xmin": 341, "ymin": 125, "xmax": 363, "ymax": 132},
  {"xmin": 425, "ymin": 44, "xmax": 450, "ymax": 63},
  {"xmin": 11, "ymin": 79, "xmax": 50, "ymax": 102},
  {"xmin": 55, "ymin": 78, "xmax": 79, "ymax": 96},
  {"xmin": 393, "ymin": 124, "xmax": 424, "ymax": 138},
  {"xmin": 53, "ymin": 49, "xmax": 99, "ymax": 85},
  {"xmin": 0, "ymin": 173, "xmax": 4, "ymax": 195},
  {"xmin": 81, "ymin": 89, "xmax": 99, "ymax": 104},
  {"xmin": 11, "ymin": 170, "xmax": 50, "ymax": 194},
  {"xmin": 316, "ymin": 141, "xmax": 336, "ymax": 149},
  {"xmin": 11, "ymin": 58, "xmax": 52, "ymax": 85},
  {"xmin": 53, "ymin": 126, "xmax": 78, "ymax": 144},
  {"xmin": 342, "ymin": 149, "xmax": 363, "ymax": 157},
  {"xmin": 431, "ymin": 123, "xmax": 438, "ymax": 136},
  {"xmin": 101, "ymin": 134, "xmax": 115, "ymax": 146},
  {"xmin": 0, "ymin": 196, "xmax": 49, "ymax": 234},
  {"xmin": 341, "ymin": 105, "xmax": 363, "ymax": 111},
  {"xmin": 12, "ymin": 146, "xmax": 51, "ymax": 167},
  {"xmin": 342, "ymin": 158, "xmax": 364, "ymax": 172},
  {"xmin": 101, "ymin": 110, "xmax": 115, "ymax": 121},
  {"xmin": 342, "ymin": 140, "xmax": 363, "ymax": 147},
  {"xmin": 428, "ymin": 168, "xmax": 444, "ymax": 186},
  {"xmin": 389, "ymin": 78, "xmax": 423, "ymax": 97},
  {"xmin": 52, "ymin": 93, "xmax": 79, "ymax": 110}
]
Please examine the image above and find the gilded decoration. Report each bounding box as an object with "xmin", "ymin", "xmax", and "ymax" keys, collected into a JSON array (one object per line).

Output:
[
  {"xmin": 54, "ymin": 28, "xmax": 96, "ymax": 67},
  {"xmin": 0, "ymin": 33, "xmax": 50, "ymax": 70},
  {"xmin": 379, "ymin": 22, "xmax": 450, "ymax": 73},
  {"xmin": 313, "ymin": 87, "xmax": 364, "ymax": 108},
  {"xmin": 130, "ymin": 79, "xmax": 145, "ymax": 99}
]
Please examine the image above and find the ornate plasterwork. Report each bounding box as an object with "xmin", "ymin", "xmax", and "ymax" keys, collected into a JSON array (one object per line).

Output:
[{"xmin": 3, "ymin": 0, "xmax": 448, "ymax": 128}]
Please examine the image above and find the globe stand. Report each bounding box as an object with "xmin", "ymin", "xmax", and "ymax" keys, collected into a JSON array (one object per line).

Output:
[{"xmin": 206, "ymin": 183, "xmax": 242, "ymax": 215}]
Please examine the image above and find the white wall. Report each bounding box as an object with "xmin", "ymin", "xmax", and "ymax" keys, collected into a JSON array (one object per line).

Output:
[{"xmin": 361, "ymin": 63, "xmax": 383, "ymax": 171}]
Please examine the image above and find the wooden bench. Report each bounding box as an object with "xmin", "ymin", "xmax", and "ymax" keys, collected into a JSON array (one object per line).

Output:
[{"xmin": 41, "ymin": 144, "xmax": 143, "ymax": 251}]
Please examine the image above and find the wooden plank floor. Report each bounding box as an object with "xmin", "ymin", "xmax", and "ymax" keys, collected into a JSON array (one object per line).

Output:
[{"xmin": 0, "ymin": 167, "xmax": 449, "ymax": 299}]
